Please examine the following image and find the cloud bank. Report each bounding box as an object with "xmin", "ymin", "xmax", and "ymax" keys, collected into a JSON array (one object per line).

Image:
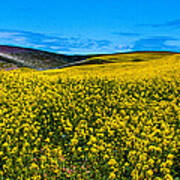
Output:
[
  {"xmin": 0, "ymin": 29, "xmax": 179, "ymax": 54},
  {"xmin": 0, "ymin": 29, "xmax": 117, "ymax": 54}
]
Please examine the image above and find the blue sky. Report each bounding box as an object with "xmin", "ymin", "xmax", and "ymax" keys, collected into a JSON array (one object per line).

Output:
[{"xmin": 0, "ymin": 0, "xmax": 180, "ymax": 54}]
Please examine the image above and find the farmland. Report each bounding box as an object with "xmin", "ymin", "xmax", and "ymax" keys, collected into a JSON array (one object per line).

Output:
[{"xmin": 0, "ymin": 52, "xmax": 180, "ymax": 179}]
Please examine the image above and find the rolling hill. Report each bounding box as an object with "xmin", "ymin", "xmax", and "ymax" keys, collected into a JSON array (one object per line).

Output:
[
  {"xmin": 0, "ymin": 45, "xmax": 92, "ymax": 70},
  {"xmin": 0, "ymin": 45, "xmax": 180, "ymax": 70}
]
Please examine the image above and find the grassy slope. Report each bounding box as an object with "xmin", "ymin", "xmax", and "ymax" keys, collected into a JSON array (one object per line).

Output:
[
  {"xmin": 81, "ymin": 51, "xmax": 178, "ymax": 64},
  {"xmin": 37, "ymin": 51, "xmax": 180, "ymax": 70},
  {"xmin": 0, "ymin": 49, "xmax": 180, "ymax": 70},
  {"xmin": 41, "ymin": 52, "xmax": 180, "ymax": 76}
]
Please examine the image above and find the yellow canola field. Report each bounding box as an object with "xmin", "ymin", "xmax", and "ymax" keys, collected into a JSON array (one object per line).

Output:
[{"xmin": 0, "ymin": 55, "xmax": 180, "ymax": 179}]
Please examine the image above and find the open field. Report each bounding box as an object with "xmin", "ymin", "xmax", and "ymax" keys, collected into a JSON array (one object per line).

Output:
[{"xmin": 0, "ymin": 53, "xmax": 180, "ymax": 179}]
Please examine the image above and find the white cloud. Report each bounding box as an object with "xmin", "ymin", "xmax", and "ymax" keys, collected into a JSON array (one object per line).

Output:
[
  {"xmin": 0, "ymin": 32, "xmax": 20, "ymax": 38},
  {"xmin": 42, "ymin": 39, "xmax": 59, "ymax": 43},
  {"xmin": 165, "ymin": 40, "xmax": 180, "ymax": 46},
  {"xmin": 32, "ymin": 44, "xmax": 46, "ymax": 48},
  {"xmin": 13, "ymin": 37, "xmax": 27, "ymax": 43},
  {"xmin": 49, "ymin": 46, "xmax": 61, "ymax": 50}
]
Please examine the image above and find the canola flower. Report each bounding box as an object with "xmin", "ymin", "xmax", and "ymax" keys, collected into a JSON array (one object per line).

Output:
[{"xmin": 0, "ymin": 55, "xmax": 179, "ymax": 179}]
